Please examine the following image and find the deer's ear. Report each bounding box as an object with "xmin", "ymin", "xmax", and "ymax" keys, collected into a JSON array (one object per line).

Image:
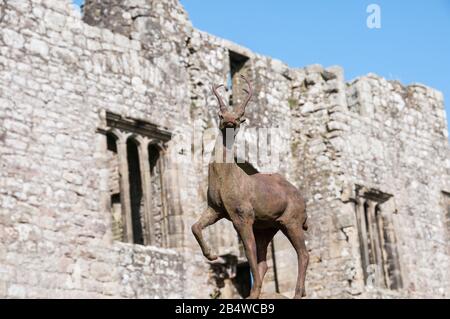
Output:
[{"xmin": 218, "ymin": 112, "xmax": 224, "ymax": 119}]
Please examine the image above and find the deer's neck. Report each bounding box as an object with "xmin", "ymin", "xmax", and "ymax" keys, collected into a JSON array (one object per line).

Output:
[{"xmin": 209, "ymin": 130, "xmax": 240, "ymax": 179}]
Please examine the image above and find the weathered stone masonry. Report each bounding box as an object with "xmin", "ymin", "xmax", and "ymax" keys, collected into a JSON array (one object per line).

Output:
[{"xmin": 0, "ymin": 0, "xmax": 449, "ymax": 298}]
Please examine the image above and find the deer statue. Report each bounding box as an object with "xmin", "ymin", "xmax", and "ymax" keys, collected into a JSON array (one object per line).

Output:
[{"xmin": 192, "ymin": 75, "xmax": 309, "ymax": 299}]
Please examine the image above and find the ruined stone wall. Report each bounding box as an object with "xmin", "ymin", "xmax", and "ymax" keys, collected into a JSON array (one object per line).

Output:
[
  {"xmin": 341, "ymin": 76, "xmax": 450, "ymax": 297},
  {"xmin": 288, "ymin": 65, "xmax": 360, "ymax": 298},
  {"xmin": 288, "ymin": 67, "xmax": 450, "ymax": 298},
  {"xmin": 0, "ymin": 0, "xmax": 211, "ymax": 298}
]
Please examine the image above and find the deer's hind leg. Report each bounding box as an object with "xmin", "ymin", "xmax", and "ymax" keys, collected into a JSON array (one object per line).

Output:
[
  {"xmin": 192, "ymin": 207, "xmax": 224, "ymax": 261},
  {"xmin": 280, "ymin": 220, "xmax": 309, "ymax": 299}
]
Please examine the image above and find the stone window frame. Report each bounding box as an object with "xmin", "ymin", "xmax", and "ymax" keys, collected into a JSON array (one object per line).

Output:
[
  {"xmin": 98, "ymin": 111, "xmax": 171, "ymax": 247},
  {"xmin": 354, "ymin": 186, "xmax": 403, "ymax": 290}
]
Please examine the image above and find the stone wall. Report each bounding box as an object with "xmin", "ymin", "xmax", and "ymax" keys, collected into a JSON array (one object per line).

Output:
[
  {"xmin": 0, "ymin": 0, "xmax": 449, "ymax": 299},
  {"xmin": 341, "ymin": 76, "xmax": 450, "ymax": 297},
  {"xmin": 0, "ymin": 0, "xmax": 208, "ymax": 298},
  {"xmin": 288, "ymin": 67, "xmax": 450, "ymax": 298},
  {"xmin": 287, "ymin": 65, "xmax": 358, "ymax": 298}
]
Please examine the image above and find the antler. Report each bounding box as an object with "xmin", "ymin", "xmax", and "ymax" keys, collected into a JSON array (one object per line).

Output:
[
  {"xmin": 236, "ymin": 74, "xmax": 253, "ymax": 117},
  {"xmin": 212, "ymin": 84, "xmax": 228, "ymax": 114}
]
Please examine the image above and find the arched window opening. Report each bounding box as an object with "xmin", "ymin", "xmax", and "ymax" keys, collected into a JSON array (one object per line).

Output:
[
  {"xmin": 148, "ymin": 144, "xmax": 168, "ymax": 247},
  {"xmin": 101, "ymin": 112, "xmax": 171, "ymax": 247},
  {"xmin": 355, "ymin": 187, "xmax": 403, "ymax": 290},
  {"xmin": 127, "ymin": 138, "xmax": 144, "ymax": 245},
  {"xmin": 106, "ymin": 132, "xmax": 123, "ymax": 241}
]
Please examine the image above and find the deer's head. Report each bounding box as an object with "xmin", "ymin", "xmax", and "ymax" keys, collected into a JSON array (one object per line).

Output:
[{"xmin": 212, "ymin": 74, "xmax": 253, "ymax": 134}]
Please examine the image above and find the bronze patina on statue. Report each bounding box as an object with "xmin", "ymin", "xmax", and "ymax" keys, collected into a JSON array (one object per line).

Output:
[{"xmin": 192, "ymin": 75, "xmax": 309, "ymax": 299}]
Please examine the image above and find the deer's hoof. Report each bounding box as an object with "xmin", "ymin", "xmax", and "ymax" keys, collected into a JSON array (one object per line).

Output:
[
  {"xmin": 293, "ymin": 290, "xmax": 306, "ymax": 299},
  {"xmin": 246, "ymin": 289, "xmax": 261, "ymax": 299}
]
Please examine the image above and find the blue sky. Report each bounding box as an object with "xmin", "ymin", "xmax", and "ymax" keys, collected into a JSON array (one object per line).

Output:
[{"xmin": 73, "ymin": 0, "xmax": 450, "ymax": 132}]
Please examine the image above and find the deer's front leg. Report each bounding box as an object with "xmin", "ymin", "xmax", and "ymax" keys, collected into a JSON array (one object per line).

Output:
[
  {"xmin": 192, "ymin": 208, "xmax": 223, "ymax": 261},
  {"xmin": 232, "ymin": 213, "xmax": 261, "ymax": 299}
]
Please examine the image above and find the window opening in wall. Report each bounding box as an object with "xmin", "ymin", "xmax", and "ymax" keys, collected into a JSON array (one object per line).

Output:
[
  {"xmin": 354, "ymin": 187, "xmax": 403, "ymax": 290},
  {"xmin": 148, "ymin": 143, "xmax": 169, "ymax": 247},
  {"xmin": 110, "ymin": 193, "xmax": 122, "ymax": 241},
  {"xmin": 106, "ymin": 132, "xmax": 123, "ymax": 241},
  {"xmin": 99, "ymin": 112, "xmax": 171, "ymax": 247},
  {"xmin": 127, "ymin": 138, "xmax": 144, "ymax": 245},
  {"xmin": 228, "ymin": 50, "xmax": 250, "ymax": 107}
]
